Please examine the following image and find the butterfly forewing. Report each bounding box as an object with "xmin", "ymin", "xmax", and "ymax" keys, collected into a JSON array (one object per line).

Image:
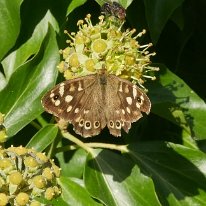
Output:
[
  {"xmin": 42, "ymin": 75, "xmax": 106, "ymax": 137},
  {"xmin": 41, "ymin": 73, "xmax": 151, "ymax": 137},
  {"xmin": 104, "ymin": 75, "xmax": 151, "ymax": 136},
  {"xmin": 42, "ymin": 75, "xmax": 95, "ymax": 120}
]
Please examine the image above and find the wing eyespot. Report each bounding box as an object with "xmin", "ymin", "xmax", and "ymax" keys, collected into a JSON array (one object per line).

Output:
[
  {"xmin": 137, "ymin": 97, "xmax": 142, "ymax": 103},
  {"xmin": 53, "ymin": 94, "xmax": 60, "ymax": 100}
]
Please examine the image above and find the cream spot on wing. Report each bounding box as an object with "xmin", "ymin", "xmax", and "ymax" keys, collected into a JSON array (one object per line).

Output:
[
  {"xmin": 74, "ymin": 108, "xmax": 80, "ymax": 113},
  {"xmin": 133, "ymin": 111, "xmax": 139, "ymax": 116},
  {"xmin": 67, "ymin": 105, "xmax": 72, "ymax": 112},
  {"xmin": 116, "ymin": 110, "xmax": 120, "ymax": 114},
  {"xmin": 119, "ymin": 82, "xmax": 123, "ymax": 92},
  {"xmin": 75, "ymin": 116, "xmax": 81, "ymax": 122},
  {"xmin": 126, "ymin": 107, "xmax": 131, "ymax": 113},
  {"xmin": 50, "ymin": 93, "xmax": 55, "ymax": 98},
  {"xmin": 126, "ymin": 97, "xmax": 132, "ymax": 105},
  {"xmin": 65, "ymin": 95, "xmax": 73, "ymax": 102},
  {"xmin": 124, "ymin": 84, "xmax": 129, "ymax": 93},
  {"xmin": 122, "ymin": 109, "xmax": 125, "ymax": 115},
  {"xmin": 59, "ymin": 84, "xmax": 65, "ymax": 97},
  {"xmin": 84, "ymin": 110, "xmax": 89, "ymax": 114},
  {"xmin": 54, "ymin": 100, "xmax": 60, "ymax": 106},
  {"xmin": 140, "ymin": 95, "xmax": 144, "ymax": 100},
  {"xmin": 132, "ymin": 86, "xmax": 137, "ymax": 99},
  {"xmin": 69, "ymin": 83, "xmax": 75, "ymax": 92},
  {"xmin": 136, "ymin": 102, "xmax": 140, "ymax": 109},
  {"xmin": 78, "ymin": 82, "xmax": 83, "ymax": 91}
]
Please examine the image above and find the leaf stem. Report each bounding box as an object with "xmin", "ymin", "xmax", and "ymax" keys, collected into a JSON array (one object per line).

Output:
[
  {"xmin": 30, "ymin": 121, "xmax": 41, "ymax": 130},
  {"xmin": 36, "ymin": 115, "xmax": 48, "ymax": 127},
  {"xmin": 57, "ymin": 132, "xmax": 129, "ymax": 153},
  {"xmin": 85, "ymin": 142, "xmax": 128, "ymax": 153},
  {"xmin": 61, "ymin": 130, "xmax": 94, "ymax": 154}
]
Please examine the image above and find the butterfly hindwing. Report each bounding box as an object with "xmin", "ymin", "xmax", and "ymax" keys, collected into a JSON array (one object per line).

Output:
[{"xmin": 69, "ymin": 78, "xmax": 107, "ymax": 137}]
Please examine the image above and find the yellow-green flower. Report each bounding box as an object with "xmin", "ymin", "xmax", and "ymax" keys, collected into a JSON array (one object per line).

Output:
[
  {"xmin": 58, "ymin": 14, "xmax": 159, "ymax": 89},
  {"xmin": 0, "ymin": 146, "xmax": 61, "ymax": 205}
]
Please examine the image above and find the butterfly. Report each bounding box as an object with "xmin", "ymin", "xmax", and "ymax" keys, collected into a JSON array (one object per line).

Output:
[{"xmin": 41, "ymin": 70, "xmax": 151, "ymax": 137}]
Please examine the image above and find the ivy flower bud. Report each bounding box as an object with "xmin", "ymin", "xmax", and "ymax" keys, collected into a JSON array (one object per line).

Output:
[
  {"xmin": 0, "ymin": 193, "xmax": 8, "ymax": 206},
  {"xmin": 9, "ymin": 171, "xmax": 23, "ymax": 185},
  {"xmin": 32, "ymin": 175, "xmax": 46, "ymax": 189},
  {"xmin": 15, "ymin": 192, "xmax": 29, "ymax": 206}
]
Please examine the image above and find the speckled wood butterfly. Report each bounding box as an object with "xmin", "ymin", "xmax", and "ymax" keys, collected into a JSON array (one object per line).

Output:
[{"xmin": 41, "ymin": 70, "xmax": 151, "ymax": 137}]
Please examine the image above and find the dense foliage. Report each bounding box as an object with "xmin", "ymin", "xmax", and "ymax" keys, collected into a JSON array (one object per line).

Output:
[{"xmin": 0, "ymin": 0, "xmax": 206, "ymax": 205}]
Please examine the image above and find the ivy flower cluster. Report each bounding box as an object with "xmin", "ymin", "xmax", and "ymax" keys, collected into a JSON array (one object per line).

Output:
[
  {"xmin": 58, "ymin": 14, "xmax": 159, "ymax": 89},
  {"xmin": 0, "ymin": 146, "xmax": 61, "ymax": 206}
]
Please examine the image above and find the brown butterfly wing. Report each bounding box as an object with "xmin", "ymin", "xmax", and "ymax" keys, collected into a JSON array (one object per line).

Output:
[
  {"xmin": 42, "ymin": 74, "xmax": 151, "ymax": 137},
  {"xmin": 42, "ymin": 76, "xmax": 91, "ymax": 121},
  {"xmin": 41, "ymin": 74, "xmax": 106, "ymax": 137},
  {"xmin": 105, "ymin": 75, "xmax": 151, "ymax": 136}
]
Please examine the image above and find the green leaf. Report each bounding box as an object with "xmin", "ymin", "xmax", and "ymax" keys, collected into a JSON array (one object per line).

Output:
[
  {"xmin": 26, "ymin": 124, "xmax": 58, "ymax": 152},
  {"xmin": 0, "ymin": 73, "xmax": 7, "ymax": 90},
  {"xmin": 1, "ymin": 11, "xmax": 59, "ymax": 82},
  {"xmin": 95, "ymin": 0, "xmax": 106, "ymax": 7},
  {"xmin": 0, "ymin": 0, "xmax": 23, "ymax": 61},
  {"xmin": 85, "ymin": 149, "xmax": 161, "ymax": 206},
  {"xmin": 170, "ymin": 6, "xmax": 184, "ymax": 31},
  {"xmin": 128, "ymin": 142, "xmax": 206, "ymax": 205},
  {"xmin": 35, "ymin": 196, "xmax": 68, "ymax": 206},
  {"xmin": 56, "ymin": 148, "xmax": 87, "ymax": 178},
  {"xmin": 143, "ymin": 0, "xmax": 184, "ymax": 44},
  {"xmin": 59, "ymin": 176, "xmax": 102, "ymax": 206},
  {"xmin": 67, "ymin": 0, "xmax": 87, "ymax": 16},
  {"xmin": 119, "ymin": 0, "xmax": 133, "ymax": 8},
  {"xmin": 0, "ymin": 26, "xmax": 59, "ymax": 137},
  {"xmin": 149, "ymin": 65, "xmax": 206, "ymax": 140}
]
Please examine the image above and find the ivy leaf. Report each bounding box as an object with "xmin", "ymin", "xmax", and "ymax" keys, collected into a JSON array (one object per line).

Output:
[
  {"xmin": 84, "ymin": 149, "xmax": 160, "ymax": 206},
  {"xmin": 0, "ymin": 26, "xmax": 59, "ymax": 137},
  {"xmin": 149, "ymin": 65, "xmax": 206, "ymax": 140},
  {"xmin": 128, "ymin": 142, "xmax": 206, "ymax": 205},
  {"xmin": 143, "ymin": 0, "xmax": 184, "ymax": 44},
  {"xmin": 67, "ymin": 0, "xmax": 87, "ymax": 16},
  {"xmin": 0, "ymin": 0, "xmax": 23, "ymax": 61},
  {"xmin": 59, "ymin": 176, "xmax": 102, "ymax": 206},
  {"xmin": 26, "ymin": 124, "xmax": 58, "ymax": 152}
]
